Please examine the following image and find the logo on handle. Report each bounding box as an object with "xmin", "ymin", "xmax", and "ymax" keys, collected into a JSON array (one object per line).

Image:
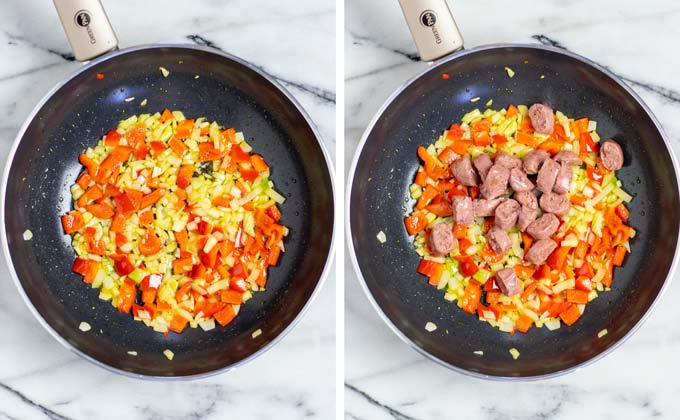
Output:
[
  {"xmin": 74, "ymin": 10, "xmax": 96, "ymax": 44},
  {"xmin": 419, "ymin": 10, "xmax": 437, "ymax": 27},
  {"xmin": 419, "ymin": 10, "xmax": 441, "ymax": 44}
]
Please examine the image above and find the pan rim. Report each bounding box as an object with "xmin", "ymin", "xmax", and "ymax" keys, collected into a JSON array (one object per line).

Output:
[
  {"xmin": 1, "ymin": 43, "xmax": 336, "ymax": 380},
  {"xmin": 346, "ymin": 42, "xmax": 680, "ymax": 381}
]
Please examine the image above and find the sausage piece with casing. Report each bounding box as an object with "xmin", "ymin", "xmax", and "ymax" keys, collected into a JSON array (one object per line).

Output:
[
  {"xmin": 514, "ymin": 190, "xmax": 538, "ymax": 209},
  {"xmin": 480, "ymin": 164, "xmax": 510, "ymax": 199},
  {"xmin": 495, "ymin": 151, "xmax": 522, "ymax": 169},
  {"xmin": 553, "ymin": 162, "xmax": 573, "ymax": 194},
  {"xmin": 600, "ymin": 139, "xmax": 624, "ymax": 170},
  {"xmin": 517, "ymin": 206, "xmax": 538, "ymax": 232},
  {"xmin": 528, "ymin": 103, "xmax": 555, "ymax": 135},
  {"xmin": 526, "ymin": 213, "xmax": 560, "ymax": 240},
  {"xmin": 509, "ymin": 167, "xmax": 534, "ymax": 192},
  {"xmin": 473, "ymin": 198, "xmax": 505, "ymax": 218},
  {"xmin": 523, "ymin": 149, "xmax": 550, "ymax": 175},
  {"xmin": 495, "ymin": 267, "xmax": 521, "ymax": 296},
  {"xmin": 473, "ymin": 153, "xmax": 493, "ymax": 182},
  {"xmin": 487, "ymin": 225, "xmax": 511, "ymax": 255},
  {"xmin": 494, "ymin": 199, "xmax": 520, "ymax": 230},
  {"xmin": 452, "ymin": 195, "xmax": 474, "ymax": 226},
  {"xmin": 539, "ymin": 191, "xmax": 570, "ymax": 216},
  {"xmin": 452, "ymin": 155, "xmax": 479, "ymax": 187},
  {"xmin": 554, "ymin": 150, "xmax": 581, "ymax": 166},
  {"xmin": 536, "ymin": 159, "xmax": 560, "ymax": 193},
  {"xmin": 525, "ymin": 239, "xmax": 558, "ymax": 265},
  {"xmin": 429, "ymin": 222, "xmax": 457, "ymax": 256}
]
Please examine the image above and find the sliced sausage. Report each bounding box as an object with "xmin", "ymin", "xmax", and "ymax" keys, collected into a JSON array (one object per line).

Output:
[
  {"xmin": 494, "ymin": 199, "xmax": 520, "ymax": 230},
  {"xmin": 600, "ymin": 139, "xmax": 624, "ymax": 171},
  {"xmin": 480, "ymin": 164, "xmax": 510, "ymax": 199},
  {"xmin": 509, "ymin": 168, "xmax": 534, "ymax": 192},
  {"xmin": 473, "ymin": 198, "xmax": 505, "ymax": 218},
  {"xmin": 517, "ymin": 206, "xmax": 538, "ymax": 232},
  {"xmin": 473, "ymin": 153, "xmax": 493, "ymax": 182},
  {"xmin": 536, "ymin": 158, "xmax": 560, "ymax": 193},
  {"xmin": 495, "ymin": 151, "xmax": 522, "ymax": 169},
  {"xmin": 525, "ymin": 239, "xmax": 558, "ymax": 265},
  {"xmin": 526, "ymin": 213, "xmax": 560, "ymax": 240},
  {"xmin": 553, "ymin": 162, "xmax": 572, "ymax": 195},
  {"xmin": 523, "ymin": 149, "xmax": 550, "ymax": 175},
  {"xmin": 539, "ymin": 191, "xmax": 570, "ymax": 216},
  {"xmin": 452, "ymin": 155, "xmax": 479, "ymax": 187},
  {"xmin": 452, "ymin": 196, "xmax": 474, "ymax": 226},
  {"xmin": 554, "ymin": 150, "xmax": 581, "ymax": 166},
  {"xmin": 514, "ymin": 190, "xmax": 538, "ymax": 209},
  {"xmin": 487, "ymin": 226, "xmax": 511, "ymax": 255},
  {"xmin": 495, "ymin": 267, "xmax": 520, "ymax": 296},
  {"xmin": 528, "ymin": 103, "xmax": 555, "ymax": 135},
  {"xmin": 429, "ymin": 223, "xmax": 457, "ymax": 256}
]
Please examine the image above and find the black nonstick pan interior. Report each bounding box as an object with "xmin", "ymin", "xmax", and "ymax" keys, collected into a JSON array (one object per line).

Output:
[
  {"xmin": 349, "ymin": 44, "xmax": 679, "ymax": 378},
  {"xmin": 3, "ymin": 45, "xmax": 334, "ymax": 377}
]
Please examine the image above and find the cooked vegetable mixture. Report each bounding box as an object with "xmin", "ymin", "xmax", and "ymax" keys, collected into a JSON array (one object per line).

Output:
[
  {"xmin": 61, "ymin": 109, "xmax": 287, "ymax": 334},
  {"xmin": 406, "ymin": 104, "xmax": 634, "ymax": 334}
]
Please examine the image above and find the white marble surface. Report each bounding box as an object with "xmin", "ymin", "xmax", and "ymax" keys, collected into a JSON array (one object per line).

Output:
[
  {"xmin": 0, "ymin": 0, "xmax": 335, "ymax": 418},
  {"xmin": 345, "ymin": 0, "xmax": 680, "ymax": 418}
]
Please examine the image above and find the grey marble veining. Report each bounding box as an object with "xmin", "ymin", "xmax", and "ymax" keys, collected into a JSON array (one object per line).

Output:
[
  {"xmin": 0, "ymin": 0, "xmax": 335, "ymax": 419},
  {"xmin": 345, "ymin": 0, "xmax": 680, "ymax": 419}
]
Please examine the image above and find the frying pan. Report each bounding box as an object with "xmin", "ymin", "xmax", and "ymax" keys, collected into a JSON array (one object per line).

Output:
[
  {"xmin": 348, "ymin": 0, "xmax": 680, "ymax": 379},
  {"xmin": 1, "ymin": 0, "xmax": 334, "ymax": 378}
]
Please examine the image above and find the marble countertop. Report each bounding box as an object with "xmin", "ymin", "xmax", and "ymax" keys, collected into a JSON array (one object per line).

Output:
[
  {"xmin": 0, "ymin": 0, "xmax": 335, "ymax": 418},
  {"xmin": 345, "ymin": 0, "xmax": 680, "ymax": 418}
]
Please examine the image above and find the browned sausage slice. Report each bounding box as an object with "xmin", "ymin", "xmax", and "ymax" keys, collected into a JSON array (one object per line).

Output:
[
  {"xmin": 553, "ymin": 162, "xmax": 572, "ymax": 194},
  {"xmin": 452, "ymin": 196, "xmax": 474, "ymax": 226},
  {"xmin": 528, "ymin": 103, "xmax": 555, "ymax": 135},
  {"xmin": 536, "ymin": 159, "xmax": 560, "ymax": 193},
  {"xmin": 539, "ymin": 192, "xmax": 570, "ymax": 216},
  {"xmin": 554, "ymin": 150, "xmax": 581, "ymax": 166},
  {"xmin": 600, "ymin": 139, "xmax": 624, "ymax": 170},
  {"xmin": 509, "ymin": 168, "xmax": 534, "ymax": 192},
  {"xmin": 494, "ymin": 199, "xmax": 520, "ymax": 230},
  {"xmin": 480, "ymin": 164, "xmax": 510, "ymax": 199},
  {"xmin": 429, "ymin": 222, "xmax": 457, "ymax": 256},
  {"xmin": 495, "ymin": 267, "xmax": 520, "ymax": 296},
  {"xmin": 526, "ymin": 213, "xmax": 560, "ymax": 240},
  {"xmin": 514, "ymin": 190, "xmax": 538, "ymax": 209},
  {"xmin": 495, "ymin": 151, "xmax": 522, "ymax": 169},
  {"xmin": 487, "ymin": 226, "xmax": 511, "ymax": 255},
  {"xmin": 473, "ymin": 153, "xmax": 493, "ymax": 182},
  {"xmin": 452, "ymin": 155, "xmax": 479, "ymax": 186},
  {"xmin": 473, "ymin": 198, "xmax": 505, "ymax": 218},
  {"xmin": 523, "ymin": 149, "xmax": 550, "ymax": 175},
  {"xmin": 517, "ymin": 206, "xmax": 538, "ymax": 232}
]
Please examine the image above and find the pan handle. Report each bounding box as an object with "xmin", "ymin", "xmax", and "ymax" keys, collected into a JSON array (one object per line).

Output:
[
  {"xmin": 52, "ymin": 0, "xmax": 118, "ymax": 62},
  {"xmin": 397, "ymin": 0, "xmax": 464, "ymax": 62}
]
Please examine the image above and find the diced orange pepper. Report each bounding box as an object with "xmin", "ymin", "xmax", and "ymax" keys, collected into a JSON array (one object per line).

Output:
[
  {"xmin": 559, "ymin": 303, "xmax": 582, "ymax": 326},
  {"xmin": 566, "ymin": 289, "xmax": 589, "ymax": 304}
]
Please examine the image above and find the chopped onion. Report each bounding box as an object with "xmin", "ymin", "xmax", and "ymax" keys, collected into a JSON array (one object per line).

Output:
[
  {"xmin": 376, "ymin": 231, "xmax": 386, "ymax": 243},
  {"xmin": 78, "ymin": 322, "xmax": 91, "ymax": 332},
  {"xmin": 425, "ymin": 322, "xmax": 437, "ymax": 332},
  {"xmin": 163, "ymin": 349, "xmax": 174, "ymax": 360},
  {"xmin": 22, "ymin": 229, "xmax": 33, "ymax": 240}
]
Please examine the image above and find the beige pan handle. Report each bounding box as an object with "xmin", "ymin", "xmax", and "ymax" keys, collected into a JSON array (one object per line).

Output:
[
  {"xmin": 398, "ymin": 0, "xmax": 464, "ymax": 62},
  {"xmin": 53, "ymin": 0, "xmax": 118, "ymax": 62}
]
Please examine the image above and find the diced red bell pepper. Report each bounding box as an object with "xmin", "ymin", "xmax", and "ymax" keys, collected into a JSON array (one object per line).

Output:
[{"xmin": 114, "ymin": 255, "xmax": 135, "ymax": 276}]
